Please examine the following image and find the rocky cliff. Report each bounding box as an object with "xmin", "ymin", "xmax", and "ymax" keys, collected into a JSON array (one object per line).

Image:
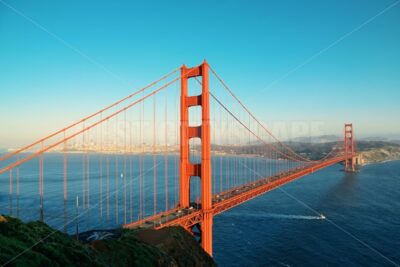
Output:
[{"xmin": 359, "ymin": 146, "xmax": 400, "ymax": 164}]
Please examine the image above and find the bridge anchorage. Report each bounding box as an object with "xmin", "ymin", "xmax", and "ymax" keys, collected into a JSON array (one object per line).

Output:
[{"xmin": 0, "ymin": 60, "xmax": 361, "ymax": 258}]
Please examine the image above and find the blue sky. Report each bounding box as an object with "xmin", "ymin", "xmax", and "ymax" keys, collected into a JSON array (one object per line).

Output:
[{"xmin": 1, "ymin": 0, "xmax": 400, "ymax": 147}]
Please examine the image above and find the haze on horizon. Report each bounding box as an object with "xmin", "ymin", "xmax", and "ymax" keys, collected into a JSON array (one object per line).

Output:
[{"xmin": 1, "ymin": 0, "xmax": 400, "ymax": 148}]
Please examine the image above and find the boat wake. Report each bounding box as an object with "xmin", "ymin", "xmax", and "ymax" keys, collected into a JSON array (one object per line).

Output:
[
  {"xmin": 226, "ymin": 212, "xmax": 326, "ymax": 220},
  {"xmin": 263, "ymin": 213, "xmax": 326, "ymax": 220}
]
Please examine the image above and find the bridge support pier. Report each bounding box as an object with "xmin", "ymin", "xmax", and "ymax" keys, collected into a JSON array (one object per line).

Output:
[
  {"xmin": 201, "ymin": 211, "xmax": 213, "ymax": 254},
  {"xmin": 180, "ymin": 61, "xmax": 213, "ymax": 256}
]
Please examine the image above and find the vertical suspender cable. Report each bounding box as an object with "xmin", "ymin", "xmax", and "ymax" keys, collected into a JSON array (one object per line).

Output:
[
  {"xmin": 39, "ymin": 142, "xmax": 44, "ymax": 222},
  {"xmin": 63, "ymin": 130, "xmax": 68, "ymax": 233},
  {"xmin": 153, "ymin": 96, "xmax": 157, "ymax": 215},
  {"xmin": 129, "ymin": 111, "xmax": 133, "ymax": 222},
  {"xmin": 139, "ymin": 98, "xmax": 143, "ymax": 219},
  {"xmin": 100, "ymin": 113, "xmax": 103, "ymax": 219},
  {"xmin": 175, "ymin": 85, "xmax": 179, "ymax": 206},
  {"xmin": 82, "ymin": 123, "xmax": 86, "ymax": 210},
  {"xmin": 9, "ymin": 169, "xmax": 12, "ymax": 215},
  {"xmin": 124, "ymin": 111, "xmax": 127, "ymax": 224},
  {"xmin": 115, "ymin": 114, "xmax": 119, "ymax": 224},
  {"xmin": 16, "ymin": 162, "xmax": 19, "ymax": 218},
  {"xmin": 106, "ymin": 154, "xmax": 110, "ymax": 223},
  {"xmin": 219, "ymin": 104, "xmax": 222, "ymax": 194},
  {"xmin": 165, "ymin": 91, "xmax": 168, "ymax": 211}
]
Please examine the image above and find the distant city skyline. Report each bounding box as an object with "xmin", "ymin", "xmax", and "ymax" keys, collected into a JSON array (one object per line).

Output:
[{"xmin": 1, "ymin": 0, "xmax": 400, "ymax": 148}]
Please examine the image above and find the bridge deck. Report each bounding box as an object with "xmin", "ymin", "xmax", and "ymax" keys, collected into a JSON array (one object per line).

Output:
[{"xmin": 123, "ymin": 155, "xmax": 351, "ymax": 231}]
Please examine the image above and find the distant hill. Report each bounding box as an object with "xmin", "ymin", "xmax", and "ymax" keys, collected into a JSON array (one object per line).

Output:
[
  {"xmin": 283, "ymin": 140, "xmax": 400, "ymax": 162},
  {"xmin": 210, "ymin": 139, "xmax": 400, "ymax": 163},
  {"xmin": 289, "ymin": 135, "xmax": 340, "ymax": 143},
  {"xmin": 360, "ymin": 137, "xmax": 390, "ymax": 142},
  {"xmin": 288, "ymin": 135, "xmax": 400, "ymax": 144}
]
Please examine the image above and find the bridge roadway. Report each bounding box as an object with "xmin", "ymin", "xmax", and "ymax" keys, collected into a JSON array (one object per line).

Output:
[{"xmin": 123, "ymin": 154, "xmax": 353, "ymax": 231}]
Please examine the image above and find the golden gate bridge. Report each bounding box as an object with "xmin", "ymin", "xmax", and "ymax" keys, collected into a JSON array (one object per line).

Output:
[{"xmin": 0, "ymin": 61, "xmax": 357, "ymax": 256}]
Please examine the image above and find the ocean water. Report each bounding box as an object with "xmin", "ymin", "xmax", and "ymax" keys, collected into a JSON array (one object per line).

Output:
[
  {"xmin": 0, "ymin": 153, "xmax": 295, "ymax": 234},
  {"xmin": 213, "ymin": 161, "xmax": 400, "ymax": 267},
  {"xmin": 1, "ymin": 154, "xmax": 399, "ymax": 266}
]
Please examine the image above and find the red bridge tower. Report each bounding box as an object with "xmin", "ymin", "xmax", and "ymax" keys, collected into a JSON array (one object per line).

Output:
[
  {"xmin": 180, "ymin": 61, "xmax": 213, "ymax": 255},
  {"xmin": 344, "ymin": 123, "xmax": 356, "ymax": 172}
]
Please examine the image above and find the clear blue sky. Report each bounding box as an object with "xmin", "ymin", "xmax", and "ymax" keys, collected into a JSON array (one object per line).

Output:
[{"xmin": 1, "ymin": 0, "xmax": 400, "ymax": 147}]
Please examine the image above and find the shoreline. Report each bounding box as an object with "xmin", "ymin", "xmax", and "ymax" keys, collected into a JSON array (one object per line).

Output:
[{"xmin": 361, "ymin": 158, "xmax": 400, "ymax": 166}]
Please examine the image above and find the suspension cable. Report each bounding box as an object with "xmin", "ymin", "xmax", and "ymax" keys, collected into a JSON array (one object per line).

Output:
[
  {"xmin": 0, "ymin": 74, "xmax": 182, "ymax": 174},
  {"xmin": 209, "ymin": 66, "xmax": 315, "ymax": 162},
  {"xmin": 0, "ymin": 67, "xmax": 180, "ymax": 163}
]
